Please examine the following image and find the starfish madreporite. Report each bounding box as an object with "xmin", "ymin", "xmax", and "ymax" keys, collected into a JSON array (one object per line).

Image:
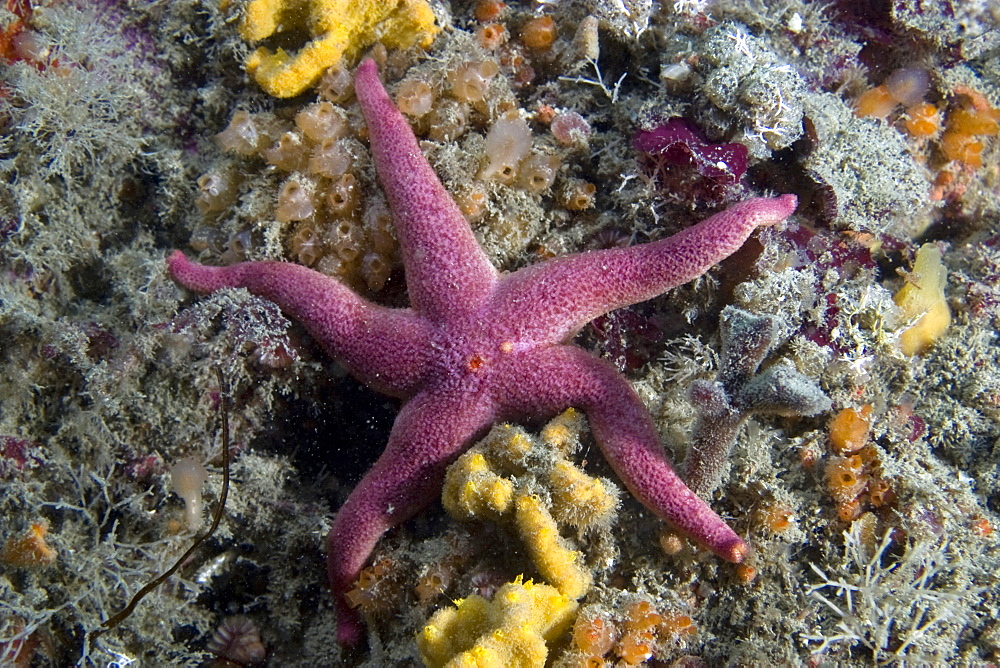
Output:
[{"xmin": 168, "ymin": 58, "xmax": 798, "ymax": 646}]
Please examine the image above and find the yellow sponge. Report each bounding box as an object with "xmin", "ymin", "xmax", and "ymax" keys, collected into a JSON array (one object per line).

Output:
[
  {"xmin": 515, "ymin": 495, "xmax": 592, "ymax": 600},
  {"xmin": 240, "ymin": 0, "xmax": 439, "ymax": 97},
  {"xmin": 440, "ymin": 412, "xmax": 619, "ymax": 601},
  {"xmin": 894, "ymin": 243, "xmax": 951, "ymax": 356},
  {"xmin": 549, "ymin": 460, "xmax": 618, "ymax": 531},
  {"xmin": 417, "ymin": 577, "xmax": 577, "ymax": 668},
  {"xmin": 442, "ymin": 451, "xmax": 515, "ymax": 522}
]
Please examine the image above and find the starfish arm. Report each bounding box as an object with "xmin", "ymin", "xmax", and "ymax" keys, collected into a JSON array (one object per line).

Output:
[
  {"xmin": 491, "ymin": 195, "xmax": 797, "ymax": 344},
  {"xmin": 168, "ymin": 251, "xmax": 430, "ymax": 397},
  {"xmin": 354, "ymin": 59, "xmax": 499, "ymax": 320},
  {"xmin": 327, "ymin": 389, "xmax": 498, "ymax": 645},
  {"xmin": 494, "ymin": 345, "xmax": 748, "ymax": 563}
]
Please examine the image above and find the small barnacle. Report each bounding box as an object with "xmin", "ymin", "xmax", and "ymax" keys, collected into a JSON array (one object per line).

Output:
[
  {"xmin": 217, "ymin": 110, "xmax": 272, "ymax": 156},
  {"xmin": 326, "ymin": 173, "xmax": 360, "ymax": 217},
  {"xmin": 476, "ymin": 22, "xmax": 507, "ymax": 50},
  {"xmin": 520, "ymin": 16, "xmax": 556, "ymax": 51},
  {"xmin": 660, "ymin": 61, "xmax": 694, "ymax": 91},
  {"xmin": 276, "ymin": 177, "xmax": 317, "ymax": 223},
  {"xmin": 559, "ymin": 179, "xmax": 596, "ymax": 210},
  {"xmin": 427, "ymin": 98, "xmax": 469, "ymax": 142},
  {"xmin": 308, "ymin": 137, "xmax": 352, "ymax": 178},
  {"xmin": 289, "ymin": 221, "xmax": 322, "ymax": 266},
  {"xmin": 829, "ymin": 404, "xmax": 873, "ymax": 455},
  {"xmin": 450, "ymin": 60, "xmax": 500, "ymax": 103},
  {"xmin": 295, "ymin": 100, "xmax": 347, "ymax": 142},
  {"xmin": 264, "ymin": 131, "xmax": 309, "ymax": 172},
  {"xmin": 318, "ymin": 63, "xmax": 355, "ymax": 103},
  {"xmin": 479, "ymin": 113, "xmax": 533, "ymax": 184},
  {"xmin": 517, "ymin": 153, "xmax": 560, "ymax": 193},
  {"xmin": 455, "ymin": 183, "xmax": 489, "ymax": 222},
  {"xmin": 395, "ymin": 79, "xmax": 436, "ymax": 118},
  {"xmin": 195, "ymin": 170, "xmax": 239, "ymax": 214},
  {"xmin": 325, "ymin": 218, "xmax": 366, "ymax": 263},
  {"xmin": 658, "ymin": 530, "xmax": 685, "ymax": 556},
  {"xmin": 207, "ymin": 616, "xmax": 266, "ymax": 665}
]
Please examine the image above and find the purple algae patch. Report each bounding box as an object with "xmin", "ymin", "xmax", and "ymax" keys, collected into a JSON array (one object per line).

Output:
[{"xmin": 633, "ymin": 118, "xmax": 749, "ymax": 186}]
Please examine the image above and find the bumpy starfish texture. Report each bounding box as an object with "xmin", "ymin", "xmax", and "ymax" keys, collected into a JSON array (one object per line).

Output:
[{"xmin": 168, "ymin": 59, "xmax": 798, "ymax": 646}]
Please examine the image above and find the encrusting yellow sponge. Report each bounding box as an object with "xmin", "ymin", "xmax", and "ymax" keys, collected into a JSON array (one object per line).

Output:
[
  {"xmin": 441, "ymin": 412, "xmax": 619, "ymax": 602},
  {"xmin": 432, "ymin": 413, "xmax": 621, "ymax": 665},
  {"xmin": 417, "ymin": 576, "xmax": 578, "ymax": 668},
  {"xmin": 894, "ymin": 243, "xmax": 951, "ymax": 356},
  {"xmin": 548, "ymin": 460, "xmax": 618, "ymax": 530},
  {"xmin": 515, "ymin": 494, "xmax": 593, "ymax": 600},
  {"xmin": 240, "ymin": 0, "xmax": 440, "ymax": 97},
  {"xmin": 442, "ymin": 451, "xmax": 515, "ymax": 522}
]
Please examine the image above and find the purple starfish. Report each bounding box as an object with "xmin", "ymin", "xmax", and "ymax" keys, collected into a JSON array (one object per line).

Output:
[{"xmin": 168, "ymin": 59, "xmax": 797, "ymax": 646}]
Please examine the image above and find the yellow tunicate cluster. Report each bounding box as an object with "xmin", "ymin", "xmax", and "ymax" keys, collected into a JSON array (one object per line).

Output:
[
  {"xmin": 893, "ymin": 243, "xmax": 951, "ymax": 356},
  {"xmin": 240, "ymin": 0, "xmax": 440, "ymax": 97},
  {"xmin": 198, "ymin": 103, "xmax": 399, "ymax": 292},
  {"xmin": 417, "ymin": 576, "xmax": 578, "ymax": 668},
  {"xmin": 442, "ymin": 409, "xmax": 619, "ymax": 601}
]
